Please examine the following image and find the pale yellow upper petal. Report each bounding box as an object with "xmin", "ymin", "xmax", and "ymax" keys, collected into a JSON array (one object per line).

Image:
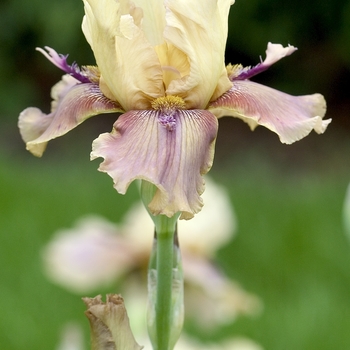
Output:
[
  {"xmin": 155, "ymin": 42, "xmax": 190, "ymax": 89},
  {"xmin": 164, "ymin": 0, "xmax": 234, "ymax": 109},
  {"xmin": 131, "ymin": 0, "xmax": 166, "ymax": 46},
  {"xmin": 82, "ymin": 0, "xmax": 164, "ymax": 110}
]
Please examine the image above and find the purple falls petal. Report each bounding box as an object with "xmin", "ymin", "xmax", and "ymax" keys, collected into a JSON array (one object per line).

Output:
[
  {"xmin": 209, "ymin": 80, "xmax": 330, "ymax": 144},
  {"xmin": 91, "ymin": 109, "xmax": 218, "ymax": 219},
  {"xmin": 19, "ymin": 79, "xmax": 123, "ymax": 157}
]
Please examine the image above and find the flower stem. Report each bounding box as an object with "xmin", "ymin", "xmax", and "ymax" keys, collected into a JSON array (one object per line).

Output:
[
  {"xmin": 156, "ymin": 225, "xmax": 174, "ymax": 349},
  {"xmin": 141, "ymin": 181, "xmax": 183, "ymax": 350}
]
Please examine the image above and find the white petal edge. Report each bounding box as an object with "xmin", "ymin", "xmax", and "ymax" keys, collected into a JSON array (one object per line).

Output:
[{"xmin": 263, "ymin": 42, "xmax": 297, "ymax": 66}]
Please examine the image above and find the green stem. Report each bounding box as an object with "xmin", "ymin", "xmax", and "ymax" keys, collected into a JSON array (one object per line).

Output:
[
  {"xmin": 155, "ymin": 224, "xmax": 174, "ymax": 350},
  {"xmin": 141, "ymin": 181, "xmax": 183, "ymax": 350}
]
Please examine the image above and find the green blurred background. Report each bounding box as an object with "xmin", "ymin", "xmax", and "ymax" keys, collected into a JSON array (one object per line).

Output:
[{"xmin": 1, "ymin": 0, "xmax": 350, "ymax": 349}]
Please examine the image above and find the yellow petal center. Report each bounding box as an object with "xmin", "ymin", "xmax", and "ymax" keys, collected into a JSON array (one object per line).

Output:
[{"xmin": 151, "ymin": 95, "xmax": 186, "ymax": 111}]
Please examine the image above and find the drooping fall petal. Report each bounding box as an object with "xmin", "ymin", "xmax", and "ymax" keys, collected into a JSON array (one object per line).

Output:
[
  {"xmin": 164, "ymin": 0, "xmax": 233, "ymax": 108},
  {"xmin": 91, "ymin": 109, "xmax": 218, "ymax": 219},
  {"xmin": 19, "ymin": 77, "xmax": 122, "ymax": 157},
  {"xmin": 209, "ymin": 80, "xmax": 330, "ymax": 144},
  {"xmin": 82, "ymin": 0, "xmax": 164, "ymax": 110},
  {"xmin": 83, "ymin": 294, "xmax": 143, "ymax": 350}
]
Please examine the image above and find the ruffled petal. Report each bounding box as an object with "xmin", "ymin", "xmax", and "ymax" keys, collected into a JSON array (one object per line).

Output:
[
  {"xmin": 82, "ymin": 0, "xmax": 164, "ymax": 110},
  {"xmin": 209, "ymin": 80, "xmax": 330, "ymax": 144},
  {"xmin": 91, "ymin": 109, "xmax": 218, "ymax": 219},
  {"xmin": 18, "ymin": 108, "xmax": 54, "ymax": 157},
  {"xmin": 164, "ymin": 0, "xmax": 233, "ymax": 109},
  {"xmin": 232, "ymin": 42, "xmax": 297, "ymax": 81},
  {"xmin": 19, "ymin": 78, "xmax": 122, "ymax": 157},
  {"xmin": 19, "ymin": 74, "xmax": 79, "ymax": 156},
  {"xmin": 36, "ymin": 46, "xmax": 92, "ymax": 83}
]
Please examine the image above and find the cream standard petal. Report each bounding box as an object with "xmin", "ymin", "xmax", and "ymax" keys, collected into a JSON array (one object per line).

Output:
[
  {"xmin": 131, "ymin": 0, "xmax": 166, "ymax": 46},
  {"xmin": 19, "ymin": 82, "xmax": 122, "ymax": 157},
  {"xmin": 164, "ymin": 0, "xmax": 234, "ymax": 109},
  {"xmin": 209, "ymin": 80, "xmax": 330, "ymax": 144},
  {"xmin": 82, "ymin": 0, "xmax": 164, "ymax": 110},
  {"xmin": 91, "ymin": 109, "xmax": 218, "ymax": 219}
]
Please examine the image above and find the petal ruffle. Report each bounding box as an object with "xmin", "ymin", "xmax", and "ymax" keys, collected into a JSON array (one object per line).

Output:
[
  {"xmin": 82, "ymin": 0, "xmax": 164, "ymax": 110},
  {"xmin": 36, "ymin": 47, "xmax": 92, "ymax": 84},
  {"xmin": 209, "ymin": 80, "xmax": 330, "ymax": 144},
  {"xmin": 164, "ymin": 0, "xmax": 233, "ymax": 109},
  {"xmin": 91, "ymin": 109, "xmax": 218, "ymax": 219},
  {"xmin": 19, "ymin": 77, "xmax": 122, "ymax": 157},
  {"xmin": 232, "ymin": 42, "xmax": 297, "ymax": 81}
]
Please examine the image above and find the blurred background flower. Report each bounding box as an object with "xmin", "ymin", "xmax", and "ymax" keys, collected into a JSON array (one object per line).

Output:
[{"xmin": 56, "ymin": 323, "xmax": 85, "ymax": 350}]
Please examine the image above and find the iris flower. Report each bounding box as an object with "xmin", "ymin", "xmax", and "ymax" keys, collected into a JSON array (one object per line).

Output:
[{"xmin": 18, "ymin": 0, "xmax": 330, "ymax": 220}]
